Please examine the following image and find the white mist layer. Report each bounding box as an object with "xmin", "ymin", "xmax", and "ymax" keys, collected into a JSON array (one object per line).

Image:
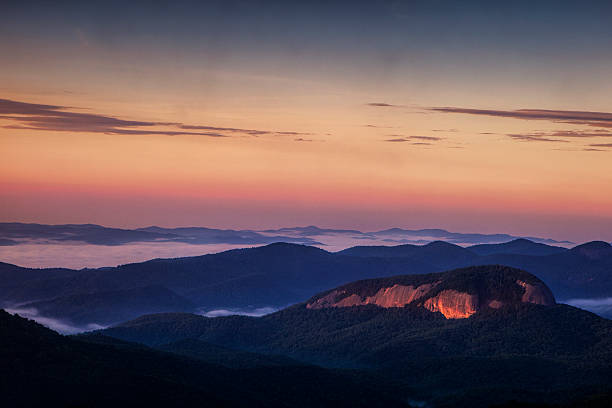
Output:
[
  {"xmin": 0, "ymin": 242, "xmax": 256, "ymax": 269},
  {"xmin": 201, "ymin": 307, "xmax": 278, "ymax": 318},
  {"xmin": 564, "ymin": 297, "xmax": 612, "ymax": 319},
  {"xmin": 0, "ymin": 230, "xmax": 572, "ymax": 269},
  {"xmin": 5, "ymin": 307, "xmax": 106, "ymax": 334}
]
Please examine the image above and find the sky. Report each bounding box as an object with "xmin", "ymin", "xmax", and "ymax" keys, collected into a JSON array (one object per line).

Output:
[{"xmin": 1, "ymin": 0, "xmax": 612, "ymax": 243}]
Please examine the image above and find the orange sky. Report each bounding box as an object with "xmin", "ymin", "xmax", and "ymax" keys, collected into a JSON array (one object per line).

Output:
[
  {"xmin": 2, "ymin": 92, "xmax": 611, "ymax": 242},
  {"xmin": 2, "ymin": 1, "xmax": 612, "ymax": 242}
]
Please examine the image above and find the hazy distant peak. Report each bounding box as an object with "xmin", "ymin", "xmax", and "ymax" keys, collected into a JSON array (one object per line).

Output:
[
  {"xmin": 468, "ymin": 238, "xmax": 567, "ymax": 256},
  {"xmin": 570, "ymin": 241, "xmax": 612, "ymax": 260},
  {"xmin": 572, "ymin": 240, "xmax": 612, "ymax": 250}
]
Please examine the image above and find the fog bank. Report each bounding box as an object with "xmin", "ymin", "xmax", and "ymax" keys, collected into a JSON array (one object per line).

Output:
[
  {"xmin": 565, "ymin": 298, "xmax": 612, "ymax": 319},
  {"xmin": 5, "ymin": 307, "xmax": 106, "ymax": 334}
]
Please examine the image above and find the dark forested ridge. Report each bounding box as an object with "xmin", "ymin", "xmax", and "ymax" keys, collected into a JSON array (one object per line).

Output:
[
  {"xmin": 0, "ymin": 309, "xmax": 407, "ymax": 408},
  {"xmin": 467, "ymin": 238, "xmax": 568, "ymax": 256},
  {"xmin": 94, "ymin": 267, "xmax": 612, "ymax": 407},
  {"xmin": 22, "ymin": 285, "xmax": 195, "ymax": 326},
  {"xmin": 1, "ymin": 240, "xmax": 612, "ymax": 328}
]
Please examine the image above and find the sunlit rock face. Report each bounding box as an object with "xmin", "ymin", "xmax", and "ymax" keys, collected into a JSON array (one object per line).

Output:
[
  {"xmin": 305, "ymin": 266, "xmax": 556, "ymax": 319},
  {"xmin": 423, "ymin": 290, "xmax": 478, "ymax": 319},
  {"xmin": 307, "ymin": 283, "xmax": 438, "ymax": 309},
  {"xmin": 307, "ymin": 285, "xmax": 480, "ymax": 319}
]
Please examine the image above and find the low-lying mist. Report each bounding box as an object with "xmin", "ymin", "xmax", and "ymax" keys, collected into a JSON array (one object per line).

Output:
[
  {"xmin": 565, "ymin": 298, "xmax": 612, "ymax": 319},
  {"xmin": 4, "ymin": 307, "xmax": 106, "ymax": 334},
  {"xmin": 3, "ymin": 304, "xmax": 280, "ymax": 335},
  {"xmin": 5, "ymin": 298, "xmax": 610, "ymax": 337},
  {"xmin": 200, "ymin": 307, "xmax": 278, "ymax": 318}
]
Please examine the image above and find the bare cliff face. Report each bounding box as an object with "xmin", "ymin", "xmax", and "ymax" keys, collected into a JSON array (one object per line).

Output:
[
  {"xmin": 306, "ymin": 266, "xmax": 555, "ymax": 319},
  {"xmin": 307, "ymin": 282, "xmax": 438, "ymax": 309},
  {"xmin": 422, "ymin": 290, "xmax": 478, "ymax": 319}
]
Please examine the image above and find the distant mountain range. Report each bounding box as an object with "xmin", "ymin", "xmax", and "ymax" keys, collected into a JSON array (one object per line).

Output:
[
  {"xmin": 0, "ymin": 222, "xmax": 574, "ymax": 247},
  {"xmin": 0, "ymin": 222, "xmax": 321, "ymax": 246},
  {"xmin": 2, "ymin": 239, "xmax": 612, "ymax": 330}
]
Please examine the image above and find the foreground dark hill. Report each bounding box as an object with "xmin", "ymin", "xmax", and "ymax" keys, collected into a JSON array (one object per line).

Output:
[
  {"xmin": 99, "ymin": 267, "xmax": 612, "ymax": 407},
  {"xmin": 0, "ymin": 309, "xmax": 406, "ymax": 408},
  {"xmin": 1, "ymin": 239, "xmax": 611, "ymax": 328}
]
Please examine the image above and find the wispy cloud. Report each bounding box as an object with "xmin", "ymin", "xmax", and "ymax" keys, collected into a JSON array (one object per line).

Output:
[
  {"xmin": 590, "ymin": 143, "xmax": 612, "ymax": 148},
  {"xmin": 411, "ymin": 136, "xmax": 443, "ymax": 141},
  {"xmin": 548, "ymin": 130, "xmax": 612, "ymax": 138},
  {"xmin": 201, "ymin": 306, "xmax": 278, "ymax": 318},
  {"xmin": 506, "ymin": 130, "xmax": 612, "ymax": 140},
  {"xmin": 384, "ymin": 138, "xmax": 432, "ymax": 146},
  {"xmin": 0, "ymin": 98, "xmax": 310, "ymax": 138},
  {"xmin": 507, "ymin": 134, "xmax": 569, "ymax": 143},
  {"xmin": 429, "ymin": 106, "xmax": 612, "ymax": 128},
  {"xmin": 565, "ymin": 297, "xmax": 612, "ymax": 319},
  {"xmin": 179, "ymin": 125, "xmax": 312, "ymax": 137},
  {"xmin": 366, "ymin": 102, "xmax": 404, "ymax": 108},
  {"xmin": 363, "ymin": 124, "xmax": 395, "ymax": 128},
  {"xmin": 179, "ymin": 124, "xmax": 269, "ymax": 136},
  {"xmin": 384, "ymin": 135, "xmax": 442, "ymax": 143},
  {"xmin": 5, "ymin": 307, "xmax": 105, "ymax": 334}
]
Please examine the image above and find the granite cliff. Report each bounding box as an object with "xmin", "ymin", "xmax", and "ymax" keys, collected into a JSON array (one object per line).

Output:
[{"xmin": 306, "ymin": 265, "xmax": 555, "ymax": 318}]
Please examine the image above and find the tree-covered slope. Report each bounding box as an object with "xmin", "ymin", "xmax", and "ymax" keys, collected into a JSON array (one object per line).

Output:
[
  {"xmin": 0, "ymin": 309, "xmax": 407, "ymax": 408},
  {"xmin": 99, "ymin": 267, "xmax": 612, "ymax": 407},
  {"xmin": 2, "ymin": 240, "xmax": 612, "ymax": 328}
]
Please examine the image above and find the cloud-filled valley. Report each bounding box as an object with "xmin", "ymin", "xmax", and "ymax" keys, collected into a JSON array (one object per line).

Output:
[{"xmin": 0, "ymin": 222, "xmax": 574, "ymax": 269}]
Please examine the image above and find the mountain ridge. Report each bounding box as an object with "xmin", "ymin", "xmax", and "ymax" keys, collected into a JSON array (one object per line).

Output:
[
  {"xmin": 305, "ymin": 265, "xmax": 555, "ymax": 318},
  {"xmin": 468, "ymin": 238, "xmax": 567, "ymax": 256},
  {"xmin": 94, "ymin": 266, "xmax": 612, "ymax": 407},
  {"xmin": 2, "ymin": 239, "xmax": 612, "ymax": 329},
  {"xmin": 0, "ymin": 222, "xmax": 575, "ymax": 247}
]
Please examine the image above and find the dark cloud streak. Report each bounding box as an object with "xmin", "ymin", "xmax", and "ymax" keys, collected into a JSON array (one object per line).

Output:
[
  {"xmin": 506, "ymin": 130, "xmax": 612, "ymax": 140},
  {"xmin": 366, "ymin": 102, "xmax": 404, "ymax": 108},
  {"xmin": 0, "ymin": 98, "xmax": 308, "ymax": 139},
  {"xmin": 411, "ymin": 135, "xmax": 442, "ymax": 141},
  {"xmin": 384, "ymin": 135, "xmax": 442, "ymax": 143},
  {"xmin": 429, "ymin": 106, "xmax": 612, "ymax": 128},
  {"xmin": 507, "ymin": 134, "xmax": 568, "ymax": 143}
]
